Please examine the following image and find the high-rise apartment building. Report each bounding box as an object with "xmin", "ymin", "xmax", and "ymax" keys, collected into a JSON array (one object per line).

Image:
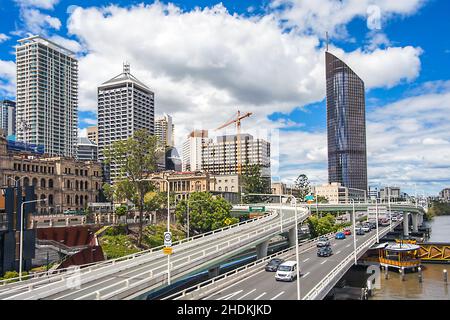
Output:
[
  {"xmin": 0, "ymin": 100, "xmax": 16, "ymax": 137},
  {"xmin": 155, "ymin": 114, "xmax": 174, "ymax": 147},
  {"xmin": 182, "ymin": 130, "xmax": 209, "ymax": 172},
  {"xmin": 202, "ymin": 134, "xmax": 271, "ymax": 178},
  {"xmin": 325, "ymin": 51, "xmax": 368, "ymax": 192},
  {"xmin": 86, "ymin": 126, "xmax": 98, "ymax": 144},
  {"xmin": 97, "ymin": 63, "xmax": 154, "ymax": 183},
  {"xmin": 16, "ymin": 36, "xmax": 78, "ymax": 157},
  {"xmin": 77, "ymin": 137, "xmax": 98, "ymax": 161}
]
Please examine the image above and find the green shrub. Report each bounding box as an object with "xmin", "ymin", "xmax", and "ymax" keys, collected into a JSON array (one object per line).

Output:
[
  {"xmin": 99, "ymin": 235, "xmax": 139, "ymax": 259},
  {"xmin": 104, "ymin": 224, "xmax": 127, "ymax": 236}
]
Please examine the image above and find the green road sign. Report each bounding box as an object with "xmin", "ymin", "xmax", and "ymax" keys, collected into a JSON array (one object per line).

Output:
[
  {"xmin": 305, "ymin": 195, "xmax": 314, "ymax": 201},
  {"xmin": 249, "ymin": 206, "xmax": 265, "ymax": 212}
]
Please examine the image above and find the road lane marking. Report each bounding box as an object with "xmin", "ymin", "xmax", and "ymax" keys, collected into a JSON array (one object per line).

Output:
[
  {"xmin": 336, "ymin": 251, "xmax": 341, "ymax": 254},
  {"xmin": 333, "ymin": 243, "xmax": 338, "ymax": 246},
  {"xmin": 320, "ymin": 260, "xmax": 328, "ymax": 265},
  {"xmin": 346, "ymin": 244, "xmax": 351, "ymax": 248},
  {"xmin": 303, "ymin": 258, "xmax": 310, "ymax": 262},
  {"xmin": 217, "ymin": 290, "xmax": 243, "ymax": 300},
  {"xmin": 237, "ymin": 289, "xmax": 256, "ymax": 300},
  {"xmin": 303, "ymin": 272, "xmax": 310, "ymax": 278},
  {"xmin": 271, "ymin": 291, "xmax": 285, "ymax": 300},
  {"xmin": 254, "ymin": 292, "xmax": 266, "ymax": 300}
]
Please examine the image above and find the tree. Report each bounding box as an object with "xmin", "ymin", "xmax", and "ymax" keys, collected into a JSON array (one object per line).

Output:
[
  {"xmin": 102, "ymin": 183, "xmax": 116, "ymax": 204},
  {"xmin": 103, "ymin": 129, "xmax": 161, "ymax": 247},
  {"xmin": 175, "ymin": 192, "xmax": 238, "ymax": 235},
  {"xmin": 115, "ymin": 205, "xmax": 128, "ymax": 223},
  {"xmin": 316, "ymin": 195, "xmax": 329, "ymax": 204},
  {"xmin": 142, "ymin": 223, "xmax": 186, "ymax": 247},
  {"xmin": 241, "ymin": 164, "xmax": 271, "ymax": 203},
  {"xmin": 294, "ymin": 174, "xmax": 311, "ymax": 201}
]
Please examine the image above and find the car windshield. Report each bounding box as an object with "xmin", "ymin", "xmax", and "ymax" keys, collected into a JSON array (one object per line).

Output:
[
  {"xmin": 269, "ymin": 260, "xmax": 281, "ymax": 265},
  {"xmin": 278, "ymin": 265, "xmax": 293, "ymax": 271}
]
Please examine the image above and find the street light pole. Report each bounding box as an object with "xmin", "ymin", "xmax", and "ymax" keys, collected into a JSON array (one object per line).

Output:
[
  {"xmin": 19, "ymin": 198, "xmax": 46, "ymax": 280},
  {"xmin": 292, "ymin": 196, "xmax": 301, "ymax": 300},
  {"xmin": 350, "ymin": 199, "xmax": 357, "ymax": 265},
  {"xmin": 375, "ymin": 198, "xmax": 379, "ymax": 243}
]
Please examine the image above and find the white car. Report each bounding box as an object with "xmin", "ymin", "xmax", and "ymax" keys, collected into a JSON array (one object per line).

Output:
[{"xmin": 275, "ymin": 261, "xmax": 298, "ymax": 282}]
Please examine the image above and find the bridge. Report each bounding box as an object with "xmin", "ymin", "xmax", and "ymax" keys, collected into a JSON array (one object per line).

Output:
[{"xmin": 0, "ymin": 202, "xmax": 424, "ymax": 300}]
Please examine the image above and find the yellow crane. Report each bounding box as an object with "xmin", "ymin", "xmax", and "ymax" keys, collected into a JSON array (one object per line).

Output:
[{"xmin": 215, "ymin": 110, "xmax": 253, "ymax": 175}]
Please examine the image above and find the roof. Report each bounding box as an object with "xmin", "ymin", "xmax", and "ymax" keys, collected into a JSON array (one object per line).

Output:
[
  {"xmin": 385, "ymin": 243, "xmax": 421, "ymax": 251},
  {"xmin": 77, "ymin": 137, "xmax": 97, "ymax": 146},
  {"xmin": 280, "ymin": 261, "xmax": 297, "ymax": 266},
  {"xmin": 99, "ymin": 65, "xmax": 152, "ymax": 92}
]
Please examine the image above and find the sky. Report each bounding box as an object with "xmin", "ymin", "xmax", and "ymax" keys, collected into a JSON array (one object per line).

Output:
[{"xmin": 1, "ymin": 0, "xmax": 449, "ymax": 196}]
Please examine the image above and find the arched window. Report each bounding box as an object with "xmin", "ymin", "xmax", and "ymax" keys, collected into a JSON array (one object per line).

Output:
[
  {"xmin": 80, "ymin": 196, "xmax": 83, "ymax": 205},
  {"xmin": 48, "ymin": 194, "xmax": 54, "ymax": 206},
  {"xmin": 40, "ymin": 178, "xmax": 46, "ymax": 188},
  {"xmin": 66, "ymin": 195, "xmax": 71, "ymax": 204},
  {"xmin": 75, "ymin": 195, "xmax": 79, "ymax": 205},
  {"xmin": 23, "ymin": 177, "xmax": 30, "ymax": 187},
  {"xmin": 75, "ymin": 180, "xmax": 79, "ymax": 190},
  {"xmin": 48, "ymin": 179, "xmax": 54, "ymax": 188},
  {"xmin": 225, "ymin": 186, "xmax": 228, "ymax": 192},
  {"xmin": 66, "ymin": 180, "xmax": 70, "ymax": 189},
  {"xmin": 32, "ymin": 178, "xmax": 38, "ymax": 187},
  {"xmin": 85, "ymin": 181, "xmax": 88, "ymax": 190}
]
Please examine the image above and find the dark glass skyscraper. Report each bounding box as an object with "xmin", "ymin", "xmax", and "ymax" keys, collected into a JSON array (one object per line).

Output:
[{"xmin": 325, "ymin": 51, "xmax": 368, "ymax": 191}]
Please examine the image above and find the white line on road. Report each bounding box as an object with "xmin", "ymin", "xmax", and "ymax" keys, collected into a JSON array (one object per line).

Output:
[
  {"xmin": 254, "ymin": 292, "xmax": 266, "ymax": 300},
  {"xmin": 271, "ymin": 291, "xmax": 285, "ymax": 300},
  {"xmin": 346, "ymin": 244, "xmax": 351, "ymax": 248},
  {"xmin": 303, "ymin": 258, "xmax": 310, "ymax": 262},
  {"xmin": 303, "ymin": 272, "xmax": 310, "ymax": 278},
  {"xmin": 237, "ymin": 289, "xmax": 256, "ymax": 300},
  {"xmin": 336, "ymin": 251, "xmax": 341, "ymax": 254},
  {"xmin": 320, "ymin": 260, "xmax": 328, "ymax": 265},
  {"xmin": 217, "ymin": 290, "xmax": 243, "ymax": 300},
  {"xmin": 333, "ymin": 243, "xmax": 338, "ymax": 246}
]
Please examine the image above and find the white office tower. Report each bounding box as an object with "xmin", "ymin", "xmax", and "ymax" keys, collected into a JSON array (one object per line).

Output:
[
  {"xmin": 155, "ymin": 113, "xmax": 174, "ymax": 147},
  {"xmin": 182, "ymin": 130, "xmax": 209, "ymax": 172},
  {"xmin": 77, "ymin": 137, "xmax": 98, "ymax": 161},
  {"xmin": 202, "ymin": 134, "xmax": 271, "ymax": 178},
  {"xmin": 0, "ymin": 100, "xmax": 16, "ymax": 137},
  {"xmin": 98, "ymin": 63, "xmax": 155, "ymax": 183},
  {"xmin": 16, "ymin": 36, "xmax": 78, "ymax": 156}
]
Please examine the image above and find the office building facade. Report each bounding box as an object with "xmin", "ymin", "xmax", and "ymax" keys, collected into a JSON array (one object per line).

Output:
[
  {"xmin": 182, "ymin": 130, "xmax": 209, "ymax": 172},
  {"xmin": 155, "ymin": 114, "xmax": 174, "ymax": 148},
  {"xmin": 202, "ymin": 134, "xmax": 271, "ymax": 178},
  {"xmin": 86, "ymin": 126, "xmax": 98, "ymax": 144},
  {"xmin": 325, "ymin": 51, "xmax": 368, "ymax": 192},
  {"xmin": 97, "ymin": 63, "xmax": 154, "ymax": 183},
  {"xmin": 16, "ymin": 36, "xmax": 78, "ymax": 157},
  {"xmin": 0, "ymin": 100, "xmax": 16, "ymax": 137},
  {"xmin": 77, "ymin": 137, "xmax": 98, "ymax": 161}
]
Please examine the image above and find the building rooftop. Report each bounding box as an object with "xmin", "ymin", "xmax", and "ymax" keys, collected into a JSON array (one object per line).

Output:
[
  {"xmin": 99, "ymin": 63, "xmax": 152, "ymax": 91},
  {"xmin": 78, "ymin": 137, "xmax": 97, "ymax": 146},
  {"xmin": 17, "ymin": 35, "xmax": 76, "ymax": 57}
]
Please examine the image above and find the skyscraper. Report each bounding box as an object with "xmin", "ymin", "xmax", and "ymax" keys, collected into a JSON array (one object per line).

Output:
[
  {"xmin": 182, "ymin": 130, "xmax": 209, "ymax": 172},
  {"xmin": 325, "ymin": 51, "xmax": 368, "ymax": 192},
  {"xmin": 97, "ymin": 63, "xmax": 155, "ymax": 183},
  {"xmin": 16, "ymin": 36, "xmax": 78, "ymax": 157},
  {"xmin": 155, "ymin": 114, "xmax": 174, "ymax": 147},
  {"xmin": 0, "ymin": 100, "xmax": 16, "ymax": 137},
  {"xmin": 77, "ymin": 136, "xmax": 98, "ymax": 161}
]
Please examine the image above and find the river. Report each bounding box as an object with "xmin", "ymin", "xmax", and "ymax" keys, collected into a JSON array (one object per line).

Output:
[{"xmin": 370, "ymin": 215, "xmax": 450, "ymax": 300}]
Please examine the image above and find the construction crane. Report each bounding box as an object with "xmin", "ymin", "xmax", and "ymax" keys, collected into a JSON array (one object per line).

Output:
[{"xmin": 215, "ymin": 110, "xmax": 253, "ymax": 175}]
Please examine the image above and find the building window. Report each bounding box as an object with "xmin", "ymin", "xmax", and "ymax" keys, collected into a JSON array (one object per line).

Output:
[
  {"xmin": 66, "ymin": 195, "xmax": 71, "ymax": 204},
  {"xmin": 40, "ymin": 178, "xmax": 46, "ymax": 188},
  {"xmin": 49, "ymin": 179, "xmax": 54, "ymax": 188}
]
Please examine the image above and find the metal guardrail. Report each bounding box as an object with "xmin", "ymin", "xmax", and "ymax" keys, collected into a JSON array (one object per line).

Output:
[
  {"xmin": 163, "ymin": 232, "xmax": 337, "ymax": 300},
  {"xmin": 73, "ymin": 208, "xmax": 310, "ymax": 300},
  {"xmin": 302, "ymin": 221, "xmax": 402, "ymax": 300},
  {"xmin": 0, "ymin": 209, "xmax": 279, "ymax": 288}
]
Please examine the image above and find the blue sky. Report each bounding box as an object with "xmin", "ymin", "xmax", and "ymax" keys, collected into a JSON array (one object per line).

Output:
[{"xmin": 1, "ymin": 0, "xmax": 450, "ymax": 195}]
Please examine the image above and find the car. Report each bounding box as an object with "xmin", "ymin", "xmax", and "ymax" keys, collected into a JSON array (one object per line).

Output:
[
  {"xmin": 344, "ymin": 229, "xmax": 352, "ymax": 235},
  {"xmin": 265, "ymin": 258, "xmax": 284, "ymax": 272},
  {"xmin": 392, "ymin": 216, "xmax": 398, "ymax": 222},
  {"xmin": 275, "ymin": 261, "xmax": 298, "ymax": 282},
  {"xmin": 356, "ymin": 228, "xmax": 365, "ymax": 235},
  {"xmin": 317, "ymin": 246, "xmax": 333, "ymax": 257},
  {"xmin": 317, "ymin": 236, "xmax": 330, "ymax": 247},
  {"xmin": 368, "ymin": 221, "xmax": 377, "ymax": 229},
  {"xmin": 360, "ymin": 225, "xmax": 370, "ymax": 232},
  {"xmin": 335, "ymin": 232, "xmax": 346, "ymax": 239}
]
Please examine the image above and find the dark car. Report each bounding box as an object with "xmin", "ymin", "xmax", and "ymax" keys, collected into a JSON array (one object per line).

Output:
[
  {"xmin": 317, "ymin": 246, "xmax": 333, "ymax": 257},
  {"xmin": 265, "ymin": 258, "xmax": 284, "ymax": 272},
  {"xmin": 356, "ymin": 228, "xmax": 365, "ymax": 235}
]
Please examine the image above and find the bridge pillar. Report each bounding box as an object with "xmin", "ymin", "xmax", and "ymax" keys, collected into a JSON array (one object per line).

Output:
[
  {"xmin": 412, "ymin": 213, "xmax": 419, "ymax": 232},
  {"xmin": 49, "ymin": 219, "xmax": 53, "ymax": 227},
  {"xmin": 208, "ymin": 266, "xmax": 220, "ymax": 278},
  {"xmin": 256, "ymin": 240, "xmax": 269, "ymax": 259},
  {"xmin": 403, "ymin": 212, "xmax": 409, "ymax": 237},
  {"xmin": 288, "ymin": 227, "xmax": 297, "ymax": 247},
  {"xmin": 66, "ymin": 218, "xmax": 70, "ymax": 226}
]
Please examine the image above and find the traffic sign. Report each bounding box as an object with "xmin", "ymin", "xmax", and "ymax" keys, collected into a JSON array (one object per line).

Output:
[
  {"xmin": 249, "ymin": 206, "xmax": 265, "ymax": 212},
  {"xmin": 164, "ymin": 231, "xmax": 172, "ymax": 247},
  {"xmin": 224, "ymin": 218, "xmax": 233, "ymax": 225},
  {"xmin": 305, "ymin": 195, "xmax": 314, "ymax": 201},
  {"xmin": 163, "ymin": 247, "xmax": 173, "ymax": 255}
]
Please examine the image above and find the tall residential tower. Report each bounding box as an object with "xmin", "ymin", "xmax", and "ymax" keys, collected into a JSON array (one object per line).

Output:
[
  {"xmin": 97, "ymin": 63, "xmax": 155, "ymax": 183},
  {"xmin": 0, "ymin": 100, "xmax": 16, "ymax": 137},
  {"xmin": 16, "ymin": 36, "xmax": 78, "ymax": 157},
  {"xmin": 325, "ymin": 51, "xmax": 368, "ymax": 192}
]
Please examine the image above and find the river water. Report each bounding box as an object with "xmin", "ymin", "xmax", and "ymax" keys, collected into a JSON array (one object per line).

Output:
[{"xmin": 369, "ymin": 215, "xmax": 450, "ymax": 300}]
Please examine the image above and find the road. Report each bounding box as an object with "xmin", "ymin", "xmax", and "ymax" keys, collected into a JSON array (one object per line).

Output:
[{"xmin": 202, "ymin": 225, "xmax": 393, "ymax": 300}]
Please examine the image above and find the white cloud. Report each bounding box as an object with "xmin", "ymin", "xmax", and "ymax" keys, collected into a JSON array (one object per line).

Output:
[
  {"xmin": 15, "ymin": 0, "xmax": 59, "ymax": 10},
  {"xmin": 49, "ymin": 35, "xmax": 83, "ymax": 53},
  {"xmin": 0, "ymin": 34, "xmax": 10, "ymax": 43},
  {"xmin": 269, "ymin": 0, "xmax": 426, "ymax": 38},
  {"xmin": 20, "ymin": 8, "xmax": 61, "ymax": 34},
  {"xmin": 80, "ymin": 117, "xmax": 97, "ymax": 125},
  {"xmin": 0, "ymin": 60, "xmax": 16, "ymax": 97}
]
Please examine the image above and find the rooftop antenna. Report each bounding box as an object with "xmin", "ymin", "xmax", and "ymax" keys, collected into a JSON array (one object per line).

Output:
[
  {"xmin": 123, "ymin": 61, "xmax": 130, "ymax": 74},
  {"xmin": 326, "ymin": 31, "xmax": 329, "ymax": 52}
]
